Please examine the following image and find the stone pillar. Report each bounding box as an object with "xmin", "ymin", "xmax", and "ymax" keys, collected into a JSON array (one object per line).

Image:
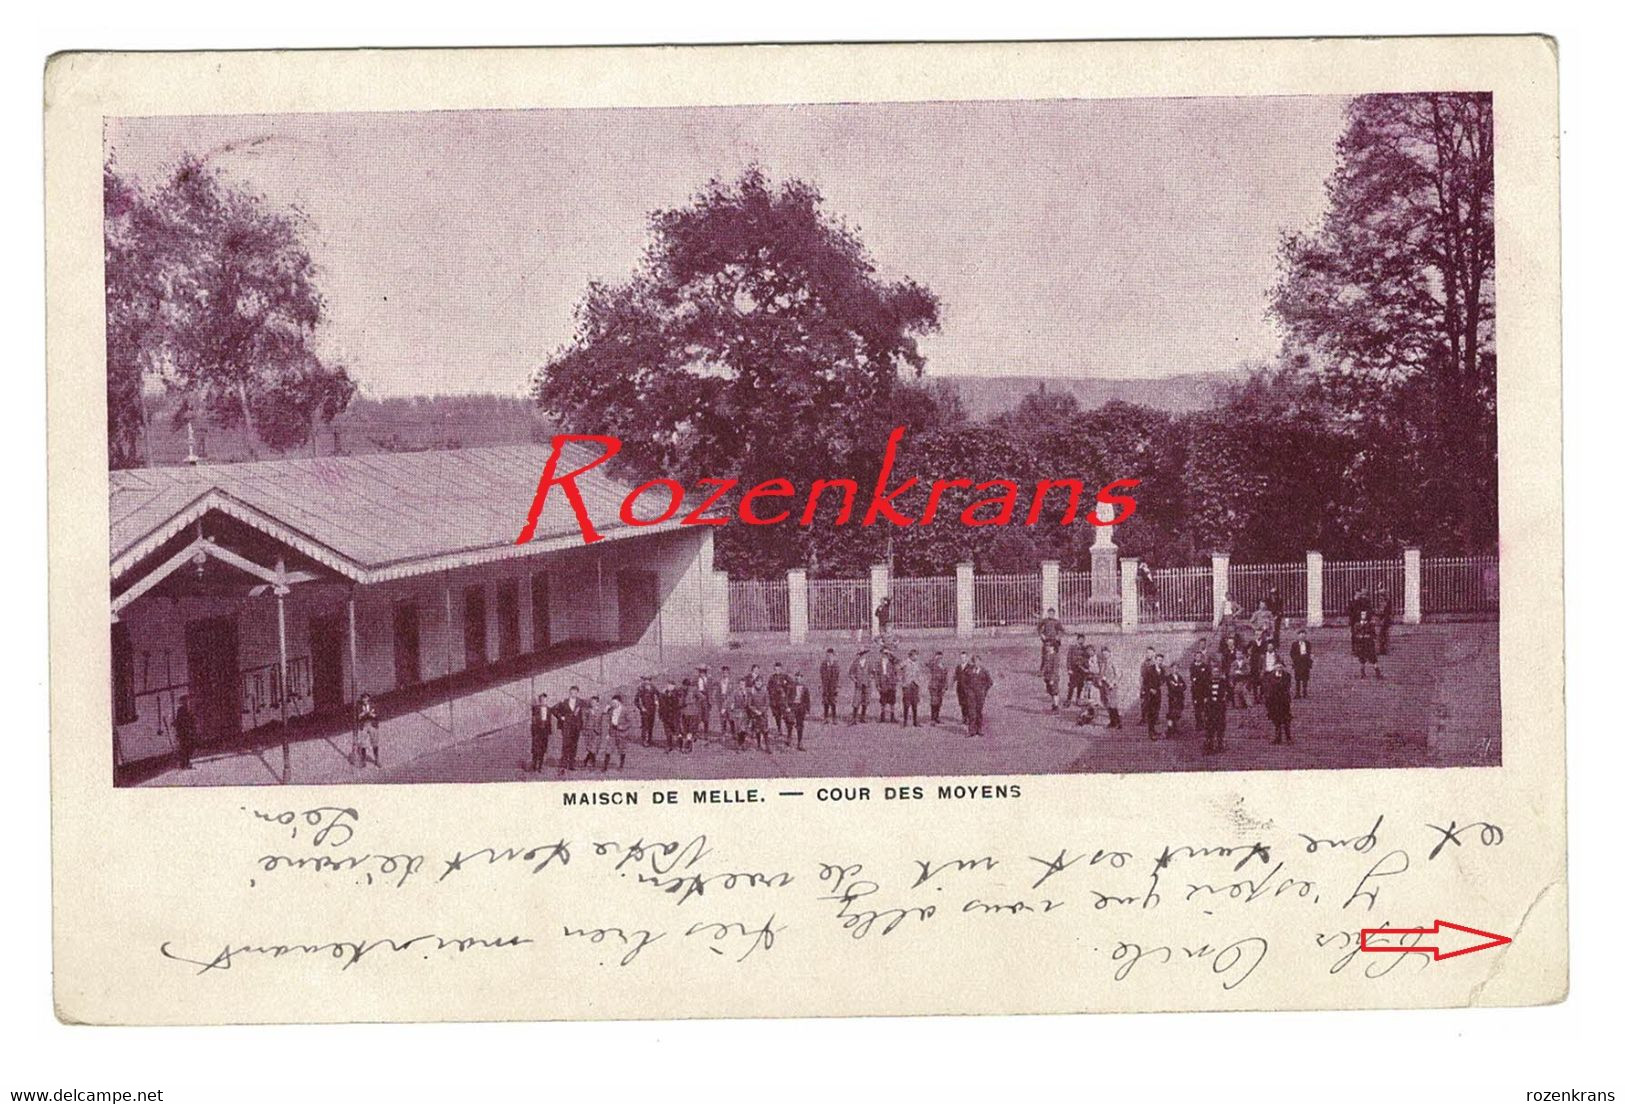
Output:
[
  {"xmin": 955, "ymin": 562, "xmax": 974, "ymax": 639},
  {"xmin": 1403, "ymin": 546, "xmax": 1422, "ymax": 625},
  {"xmin": 1211, "ymin": 551, "xmax": 1230, "ymax": 629},
  {"xmin": 1306, "ymin": 551, "xmax": 1325, "ymax": 629},
  {"xmin": 708, "ymin": 570, "xmax": 731, "ymax": 644},
  {"xmin": 869, "ymin": 563, "xmax": 890, "ymax": 637},
  {"xmin": 1120, "ymin": 557, "xmax": 1139, "ymax": 631},
  {"xmin": 1040, "ymin": 560, "xmax": 1060, "ymax": 620},
  {"xmin": 787, "ymin": 568, "xmax": 808, "ymax": 644}
]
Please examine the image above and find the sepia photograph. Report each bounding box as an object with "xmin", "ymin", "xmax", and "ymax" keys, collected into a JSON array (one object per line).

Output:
[{"xmin": 104, "ymin": 91, "xmax": 1501, "ymax": 788}]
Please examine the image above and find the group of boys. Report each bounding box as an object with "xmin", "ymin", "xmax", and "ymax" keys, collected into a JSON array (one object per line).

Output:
[
  {"xmin": 527, "ymin": 685, "xmax": 631, "ymax": 773},
  {"xmin": 1152, "ymin": 624, "xmax": 1315, "ymax": 753},
  {"xmin": 630, "ymin": 664, "xmax": 813, "ymax": 754},
  {"xmin": 1036, "ymin": 600, "xmax": 1317, "ymax": 755},
  {"xmin": 826, "ymin": 643, "xmax": 995, "ymax": 738}
]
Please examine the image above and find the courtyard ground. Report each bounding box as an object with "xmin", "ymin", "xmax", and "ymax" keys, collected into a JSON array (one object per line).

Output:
[{"xmin": 135, "ymin": 620, "xmax": 1500, "ymax": 786}]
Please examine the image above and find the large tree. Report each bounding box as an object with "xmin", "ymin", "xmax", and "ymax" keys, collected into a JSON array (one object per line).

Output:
[
  {"xmin": 1271, "ymin": 92, "xmax": 1496, "ymax": 551},
  {"xmin": 103, "ymin": 156, "xmax": 354, "ymax": 465},
  {"xmin": 103, "ymin": 165, "xmax": 166, "ymax": 468},
  {"xmin": 533, "ymin": 167, "xmax": 941, "ymax": 572}
]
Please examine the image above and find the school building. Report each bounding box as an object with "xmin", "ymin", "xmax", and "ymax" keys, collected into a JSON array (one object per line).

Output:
[{"xmin": 108, "ymin": 444, "xmax": 717, "ymax": 768}]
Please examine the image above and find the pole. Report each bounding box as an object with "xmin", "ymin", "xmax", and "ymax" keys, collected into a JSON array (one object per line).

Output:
[
  {"xmin": 275, "ymin": 558, "xmax": 290, "ymax": 784},
  {"xmin": 445, "ymin": 584, "xmax": 455, "ymax": 740},
  {"xmin": 597, "ymin": 555, "xmax": 606, "ymax": 684},
  {"xmin": 348, "ymin": 590, "xmax": 360, "ymax": 760}
]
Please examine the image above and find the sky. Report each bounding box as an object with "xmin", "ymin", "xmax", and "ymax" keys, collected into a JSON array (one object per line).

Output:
[{"xmin": 105, "ymin": 95, "xmax": 1349, "ymax": 399}]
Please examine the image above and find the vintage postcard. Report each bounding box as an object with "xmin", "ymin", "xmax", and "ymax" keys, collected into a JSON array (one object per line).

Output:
[{"xmin": 46, "ymin": 38, "xmax": 1564, "ymax": 1023}]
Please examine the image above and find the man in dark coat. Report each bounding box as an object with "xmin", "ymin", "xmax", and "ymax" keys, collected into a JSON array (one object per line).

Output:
[
  {"xmin": 552, "ymin": 687, "xmax": 586, "ymax": 770},
  {"xmin": 529, "ymin": 693, "xmax": 553, "ymax": 772},
  {"xmin": 1200, "ymin": 674, "xmax": 1227, "ymax": 754},
  {"xmin": 926, "ymin": 650, "xmax": 949, "ymax": 724},
  {"xmin": 1264, "ymin": 661, "xmax": 1294, "ymax": 744},
  {"xmin": 1141, "ymin": 653, "xmax": 1165, "ymax": 740},
  {"xmin": 789, "ymin": 673, "xmax": 812, "ymax": 750},
  {"xmin": 767, "ymin": 662, "xmax": 794, "ymax": 738},
  {"xmin": 1289, "ymin": 630, "xmax": 1314, "ymax": 699},
  {"xmin": 173, "ymin": 696, "xmax": 197, "ymax": 771},
  {"xmin": 952, "ymin": 650, "xmax": 972, "ymax": 726},
  {"xmin": 1163, "ymin": 663, "xmax": 1186, "ymax": 736},
  {"xmin": 1189, "ymin": 650, "xmax": 1213, "ymax": 733},
  {"xmin": 818, "ymin": 648, "xmax": 841, "ymax": 722},
  {"xmin": 960, "ymin": 655, "xmax": 994, "ymax": 738},
  {"xmin": 634, "ymin": 676, "xmax": 659, "ymax": 747},
  {"xmin": 1065, "ymin": 633, "xmax": 1089, "ymax": 705},
  {"xmin": 658, "ymin": 679, "xmax": 683, "ymax": 751}
]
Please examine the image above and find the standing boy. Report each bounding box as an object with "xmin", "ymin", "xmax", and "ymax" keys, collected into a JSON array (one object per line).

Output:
[
  {"xmin": 848, "ymin": 649, "xmax": 872, "ymax": 724},
  {"xmin": 529, "ymin": 693, "xmax": 552, "ymax": 772},
  {"xmin": 789, "ymin": 674, "xmax": 812, "ymax": 750},
  {"xmin": 819, "ymin": 648, "xmax": 841, "ymax": 723},
  {"xmin": 900, "ymin": 649, "xmax": 923, "ymax": 727},
  {"xmin": 1290, "ymin": 629, "xmax": 1314, "ymax": 699},
  {"xmin": 927, "ymin": 650, "xmax": 949, "ymax": 725}
]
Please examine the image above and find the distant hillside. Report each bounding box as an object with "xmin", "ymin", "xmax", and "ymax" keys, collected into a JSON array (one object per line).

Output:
[
  {"xmin": 125, "ymin": 372, "xmax": 1225, "ymax": 469},
  {"xmin": 942, "ymin": 372, "xmax": 1229, "ymax": 420},
  {"xmin": 134, "ymin": 393, "xmax": 550, "ymax": 466}
]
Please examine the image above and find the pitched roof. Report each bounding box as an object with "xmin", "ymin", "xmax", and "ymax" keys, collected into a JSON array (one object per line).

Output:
[{"xmin": 110, "ymin": 443, "xmax": 678, "ymax": 584}]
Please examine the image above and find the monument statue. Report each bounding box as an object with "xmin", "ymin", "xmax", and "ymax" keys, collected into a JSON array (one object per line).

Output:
[{"xmin": 1090, "ymin": 499, "xmax": 1119, "ymax": 599}]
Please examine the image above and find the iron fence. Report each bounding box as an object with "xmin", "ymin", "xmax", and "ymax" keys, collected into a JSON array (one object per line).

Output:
[
  {"xmin": 1145, "ymin": 565, "xmax": 1214, "ymax": 623},
  {"xmin": 1323, "ymin": 558, "xmax": 1405, "ymax": 622},
  {"xmin": 1058, "ymin": 570, "xmax": 1121, "ymax": 625},
  {"xmin": 809, "ymin": 577, "xmax": 872, "ymax": 633},
  {"xmin": 725, "ymin": 553, "xmax": 1494, "ymax": 636},
  {"xmin": 1421, "ymin": 554, "xmax": 1499, "ymax": 615},
  {"xmin": 1228, "ymin": 561, "xmax": 1308, "ymax": 620},
  {"xmin": 974, "ymin": 572, "xmax": 1043, "ymax": 629},
  {"xmin": 889, "ymin": 576, "xmax": 956, "ymax": 631},
  {"xmin": 728, "ymin": 578, "xmax": 790, "ymax": 634}
]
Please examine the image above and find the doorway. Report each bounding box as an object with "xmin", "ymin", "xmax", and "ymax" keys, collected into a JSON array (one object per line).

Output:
[
  {"xmin": 530, "ymin": 573, "xmax": 550, "ymax": 651},
  {"xmin": 183, "ymin": 615, "xmax": 240, "ymax": 743},
  {"xmin": 309, "ymin": 612, "xmax": 346, "ymax": 715},
  {"xmin": 496, "ymin": 582, "xmax": 520, "ymax": 661},
  {"xmin": 393, "ymin": 602, "xmax": 421, "ymax": 689},
  {"xmin": 463, "ymin": 585, "xmax": 487, "ymax": 670}
]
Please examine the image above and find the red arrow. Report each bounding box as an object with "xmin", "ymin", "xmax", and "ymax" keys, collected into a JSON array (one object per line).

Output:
[{"xmin": 1359, "ymin": 919, "xmax": 1512, "ymax": 961}]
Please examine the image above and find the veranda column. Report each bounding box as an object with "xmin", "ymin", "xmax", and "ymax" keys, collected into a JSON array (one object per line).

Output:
[
  {"xmin": 1120, "ymin": 557, "xmax": 1140, "ymax": 632},
  {"xmin": 1211, "ymin": 551, "xmax": 1230, "ymax": 629},
  {"xmin": 955, "ymin": 562, "xmax": 974, "ymax": 639},
  {"xmin": 1403, "ymin": 546, "xmax": 1423, "ymax": 625},
  {"xmin": 347, "ymin": 590, "xmax": 360, "ymax": 700},
  {"xmin": 1040, "ymin": 560, "xmax": 1060, "ymax": 619},
  {"xmin": 444, "ymin": 584, "xmax": 455, "ymax": 740},
  {"xmin": 869, "ymin": 562, "xmax": 890, "ymax": 637},
  {"xmin": 1306, "ymin": 551, "xmax": 1325, "ymax": 629},
  {"xmin": 787, "ymin": 568, "xmax": 809, "ymax": 644},
  {"xmin": 274, "ymin": 558, "xmax": 290, "ymax": 783}
]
